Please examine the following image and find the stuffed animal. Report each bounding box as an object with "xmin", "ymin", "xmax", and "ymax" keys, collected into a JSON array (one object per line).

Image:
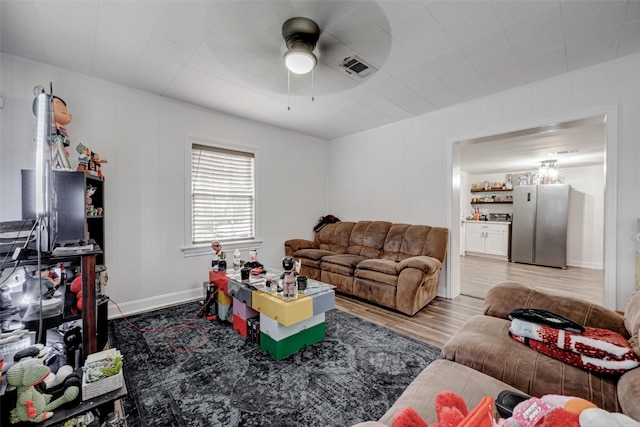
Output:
[
  {"xmin": 390, "ymin": 392, "xmax": 640, "ymax": 427},
  {"xmin": 50, "ymin": 96, "xmax": 74, "ymax": 171},
  {"xmin": 70, "ymin": 275, "xmax": 82, "ymax": 312},
  {"xmin": 392, "ymin": 391, "xmax": 494, "ymax": 427},
  {"xmin": 579, "ymin": 408, "xmax": 640, "ymax": 426},
  {"xmin": 497, "ymin": 394, "xmax": 595, "ymax": 427},
  {"xmin": 7, "ymin": 360, "xmax": 79, "ymax": 423}
]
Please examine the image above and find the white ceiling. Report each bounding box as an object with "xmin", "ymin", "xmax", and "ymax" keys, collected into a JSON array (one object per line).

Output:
[
  {"xmin": 0, "ymin": 1, "xmax": 636, "ymax": 169},
  {"xmin": 459, "ymin": 115, "xmax": 606, "ymax": 174}
]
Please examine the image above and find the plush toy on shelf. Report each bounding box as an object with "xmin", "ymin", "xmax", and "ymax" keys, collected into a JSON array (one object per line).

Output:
[
  {"xmin": 70, "ymin": 275, "xmax": 83, "ymax": 312},
  {"xmin": 50, "ymin": 96, "xmax": 74, "ymax": 171},
  {"xmin": 7, "ymin": 359, "xmax": 79, "ymax": 423}
]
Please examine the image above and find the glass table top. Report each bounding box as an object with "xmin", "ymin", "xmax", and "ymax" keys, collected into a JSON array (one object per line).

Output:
[{"xmin": 222, "ymin": 267, "xmax": 335, "ymax": 299}]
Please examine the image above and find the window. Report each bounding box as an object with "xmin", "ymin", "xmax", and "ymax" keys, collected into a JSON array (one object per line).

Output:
[{"xmin": 191, "ymin": 143, "xmax": 255, "ymax": 244}]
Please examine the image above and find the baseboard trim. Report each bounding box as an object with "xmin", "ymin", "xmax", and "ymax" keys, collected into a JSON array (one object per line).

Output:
[
  {"xmin": 107, "ymin": 288, "xmax": 203, "ymax": 320},
  {"xmin": 567, "ymin": 260, "xmax": 604, "ymax": 269}
]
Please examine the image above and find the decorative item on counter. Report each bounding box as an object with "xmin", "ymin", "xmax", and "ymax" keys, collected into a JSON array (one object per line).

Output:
[
  {"xmin": 211, "ymin": 241, "xmax": 222, "ymax": 270},
  {"xmin": 517, "ymin": 172, "xmax": 531, "ymax": 186},
  {"xmin": 50, "ymin": 96, "xmax": 74, "ymax": 171},
  {"xmin": 505, "ymin": 173, "xmax": 513, "ymax": 189},
  {"xmin": 264, "ymin": 273, "xmax": 274, "ymax": 293},
  {"xmin": 218, "ymin": 253, "xmax": 226, "ymax": 272},
  {"xmin": 280, "ymin": 256, "xmax": 298, "ymax": 300},
  {"xmin": 296, "ymin": 276, "xmax": 308, "ymax": 294},
  {"xmin": 233, "ymin": 249, "xmax": 241, "ymax": 271}
]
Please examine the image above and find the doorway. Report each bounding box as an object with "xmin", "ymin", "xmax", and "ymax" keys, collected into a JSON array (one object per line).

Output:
[{"xmin": 448, "ymin": 111, "xmax": 617, "ymax": 309}]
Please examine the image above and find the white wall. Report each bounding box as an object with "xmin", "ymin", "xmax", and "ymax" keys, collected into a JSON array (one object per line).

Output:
[
  {"xmin": 0, "ymin": 54, "xmax": 328, "ymax": 317},
  {"xmin": 328, "ymin": 54, "xmax": 640, "ymax": 310},
  {"xmin": 467, "ymin": 166, "xmax": 604, "ymax": 269},
  {"xmin": 563, "ymin": 165, "xmax": 605, "ymax": 269}
]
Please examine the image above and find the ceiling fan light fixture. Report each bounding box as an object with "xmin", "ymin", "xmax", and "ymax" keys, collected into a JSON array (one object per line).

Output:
[
  {"xmin": 282, "ymin": 17, "xmax": 320, "ymax": 75},
  {"xmin": 284, "ymin": 45, "xmax": 317, "ymax": 75}
]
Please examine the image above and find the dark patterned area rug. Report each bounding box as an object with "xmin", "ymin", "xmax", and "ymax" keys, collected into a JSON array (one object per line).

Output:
[{"xmin": 108, "ymin": 302, "xmax": 440, "ymax": 427}]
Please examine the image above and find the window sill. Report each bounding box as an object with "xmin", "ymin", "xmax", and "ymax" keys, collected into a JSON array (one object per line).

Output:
[{"xmin": 181, "ymin": 239, "xmax": 263, "ymax": 258}]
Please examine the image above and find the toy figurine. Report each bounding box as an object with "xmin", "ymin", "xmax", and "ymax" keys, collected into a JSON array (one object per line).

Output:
[
  {"xmin": 280, "ymin": 256, "xmax": 298, "ymax": 300},
  {"xmin": 89, "ymin": 151, "xmax": 108, "ymax": 177},
  {"xmin": 76, "ymin": 143, "xmax": 90, "ymax": 171},
  {"xmin": 211, "ymin": 241, "xmax": 224, "ymax": 270},
  {"xmin": 50, "ymin": 96, "xmax": 74, "ymax": 170},
  {"xmin": 76, "ymin": 143, "xmax": 108, "ymax": 175}
]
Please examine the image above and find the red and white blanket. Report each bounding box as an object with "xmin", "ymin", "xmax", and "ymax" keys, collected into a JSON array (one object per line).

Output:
[{"xmin": 509, "ymin": 318, "xmax": 640, "ymax": 374}]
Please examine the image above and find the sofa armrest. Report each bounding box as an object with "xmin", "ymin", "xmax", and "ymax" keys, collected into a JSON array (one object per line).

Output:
[
  {"xmin": 618, "ymin": 366, "xmax": 640, "ymax": 421},
  {"xmin": 484, "ymin": 281, "xmax": 628, "ymax": 337},
  {"xmin": 396, "ymin": 256, "xmax": 442, "ymax": 275},
  {"xmin": 284, "ymin": 239, "xmax": 318, "ymax": 256}
]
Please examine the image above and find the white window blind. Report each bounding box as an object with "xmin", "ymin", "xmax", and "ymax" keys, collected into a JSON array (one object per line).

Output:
[{"xmin": 191, "ymin": 144, "xmax": 255, "ymax": 244}]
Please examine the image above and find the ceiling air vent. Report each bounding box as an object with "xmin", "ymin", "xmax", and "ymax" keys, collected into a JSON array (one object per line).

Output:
[{"xmin": 340, "ymin": 55, "xmax": 376, "ymax": 78}]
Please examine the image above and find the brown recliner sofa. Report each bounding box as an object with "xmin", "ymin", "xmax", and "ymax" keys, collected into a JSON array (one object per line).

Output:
[
  {"xmin": 353, "ymin": 282, "xmax": 640, "ymax": 426},
  {"xmin": 284, "ymin": 221, "xmax": 449, "ymax": 316}
]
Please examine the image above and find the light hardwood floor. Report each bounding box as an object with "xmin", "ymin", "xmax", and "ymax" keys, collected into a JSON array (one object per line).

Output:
[
  {"xmin": 335, "ymin": 255, "xmax": 604, "ymax": 349},
  {"xmin": 460, "ymin": 255, "xmax": 604, "ymax": 305}
]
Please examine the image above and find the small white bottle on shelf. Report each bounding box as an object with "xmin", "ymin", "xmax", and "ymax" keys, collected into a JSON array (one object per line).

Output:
[{"xmin": 233, "ymin": 249, "xmax": 241, "ymax": 271}]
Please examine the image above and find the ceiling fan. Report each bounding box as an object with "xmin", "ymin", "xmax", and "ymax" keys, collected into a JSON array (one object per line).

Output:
[
  {"xmin": 202, "ymin": 2, "xmax": 392, "ymax": 99},
  {"xmin": 280, "ymin": 15, "xmax": 382, "ymax": 80}
]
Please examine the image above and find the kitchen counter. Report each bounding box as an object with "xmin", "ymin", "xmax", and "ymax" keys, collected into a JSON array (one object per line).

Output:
[
  {"xmin": 464, "ymin": 221, "xmax": 511, "ymax": 260},
  {"xmin": 464, "ymin": 220, "xmax": 512, "ymax": 225}
]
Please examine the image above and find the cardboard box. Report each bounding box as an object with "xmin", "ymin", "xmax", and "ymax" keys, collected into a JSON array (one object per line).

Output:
[{"xmin": 81, "ymin": 349, "xmax": 124, "ymax": 401}]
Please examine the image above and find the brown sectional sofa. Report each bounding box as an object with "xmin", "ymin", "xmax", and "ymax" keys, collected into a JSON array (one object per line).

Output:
[
  {"xmin": 354, "ymin": 281, "xmax": 640, "ymax": 425},
  {"xmin": 284, "ymin": 221, "xmax": 449, "ymax": 316}
]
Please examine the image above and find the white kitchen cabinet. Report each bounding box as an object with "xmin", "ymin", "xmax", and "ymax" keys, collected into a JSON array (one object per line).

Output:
[{"xmin": 465, "ymin": 222, "xmax": 511, "ymax": 260}]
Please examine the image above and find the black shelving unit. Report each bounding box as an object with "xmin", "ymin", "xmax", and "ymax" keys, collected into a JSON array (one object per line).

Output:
[{"xmin": 22, "ymin": 170, "xmax": 105, "ymax": 265}]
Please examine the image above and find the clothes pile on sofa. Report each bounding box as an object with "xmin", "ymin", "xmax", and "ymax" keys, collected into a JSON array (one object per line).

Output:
[{"xmin": 353, "ymin": 281, "xmax": 640, "ymax": 426}]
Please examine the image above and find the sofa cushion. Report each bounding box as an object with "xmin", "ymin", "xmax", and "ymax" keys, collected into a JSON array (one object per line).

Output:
[
  {"xmin": 378, "ymin": 224, "xmax": 449, "ymax": 262},
  {"xmin": 617, "ymin": 367, "xmax": 640, "ymax": 421},
  {"xmin": 355, "ymin": 259, "xmax": 399, "ymax": 287},
  {"xmin": 484, "ymin": 281, "xmax": 628, "ymax": 338},
  {"xmin": 316, "ymin": 221, "xmax": 355, "ymax": 253},
  {"xmin": 441, "ymin": 314, "xmax": 620, "ymax": 413},
  {"xmin": 379, "ymin": 224, "xmax": 411, "ymax": 261},
  {"xmin": 347, "ymin": 221, "xmax": 392, "ymax": 258},
  {"xmin": 322, "ymin": 254, "xmax": 367, "ymax": 274},
  {"xmin": 376, "ymin": 359, "xmax": 525, "ymax": 426},
  {"xmin": 356, "ymin": 259, "xmax": 398, "ymax": 275},
  {"xmin": 294, "ymin": 248, "xmax": 336, "ymax": 261}
]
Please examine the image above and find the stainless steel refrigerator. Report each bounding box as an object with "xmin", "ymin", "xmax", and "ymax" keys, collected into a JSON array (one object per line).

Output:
[{"xmin": 511, "ymin": 184, "xmax": 570, "ymax": 268}]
